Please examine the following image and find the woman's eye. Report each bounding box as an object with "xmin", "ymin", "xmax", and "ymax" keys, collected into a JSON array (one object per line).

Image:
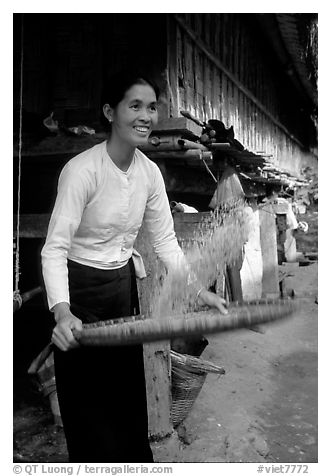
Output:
[
  {"xmin": 130, "ymin": 104, "xmax": 139, "ymax": 110},
  {"xmin": 149, "ymin": 105, "xmax": 157, "ymax": 112}
]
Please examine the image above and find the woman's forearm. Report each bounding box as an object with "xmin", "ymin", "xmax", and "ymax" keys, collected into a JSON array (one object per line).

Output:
[{"xmin": 53, "ymin": 302, "xmax": 71, "ymax": 322}]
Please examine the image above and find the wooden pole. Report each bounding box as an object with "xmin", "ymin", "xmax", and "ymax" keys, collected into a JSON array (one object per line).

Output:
[
  {"xmin": 146, "ymin": 149, "xmax": 213, "ymax": 163},
  {"xmin": 259, "ymin": 205, "xmax": 280, "ymax": 298},
  {"xmin": 134, "ymin": 225, "xmax": 181, "ymax": 461}
]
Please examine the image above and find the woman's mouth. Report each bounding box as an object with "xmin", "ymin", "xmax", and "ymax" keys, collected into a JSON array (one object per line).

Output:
[{"xmin": 134, "ymin": 126, "xmax": 150, "ymax": 135}]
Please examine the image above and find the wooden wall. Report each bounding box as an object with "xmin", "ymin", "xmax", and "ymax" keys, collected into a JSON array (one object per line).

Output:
[
  {"xmin": 14, "ymin": 14, "xmax": 168, "ymax": 132},
  {"xmin": 13, "ymin": 14, "xmax": 170, "ymax": 214},
  {"xmin": 167, "ymin": 14, "xmax": 317, "ymax": 176},
  {"xmin": 14, "ymin": 13, "xmax": 317, "ymax": 188}
]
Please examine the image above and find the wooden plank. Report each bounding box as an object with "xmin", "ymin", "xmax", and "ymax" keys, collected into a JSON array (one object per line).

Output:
[
  {"xmin": 243, "ymin": 23, "xmax": 249, "ymax": 90},
  {"xmin": 185, "ymin": 13, "xmax": 193, "ymax": 30},
  {"xmin": 228, "ymin": 79, "xmax": 235, "ymax": 127},
  {"xmin": 238, "ymin": 15, "xmax": 244, "ymax": 84},
  {"xmin": 177, "ymin": 26, "xmax": 186, "ymax": 112},
  {"xmin": 183, "ymin": 37, "xmax": 190, "ymax": 110},
  {"xmin": 225, "ymin": 77, "xmax": 231, "ymax": 127},
  {"xmin": 166, "ymin": 14, "xmax": 179, "ymax": 117},
  {"xmin": 214, "ymin": 14, "xmax": 221, "ymax": 58},
  {"xmin": 13, "ymin": 133, "xmax": 107, "ymax": 158},
  {"xmin": 173, "ymin": 212, "xmax": 211, "ymax": 241},
  {"xmin": 134, "ymin": 224, "xmax": 180, "ymax": 459},
  {"xmin": 220, "ymin": 16, "xmax": 227, "ymax": 122},
  {"xmin": 238, "ymin": 90, "xmax": 244, "ymax": 146},
  {"xmin": 221, "ymin": 72, "xmax": 228, "ymax": 124},
  {"xmin": 153, "ymin": 117, "xmax": 202, "ymax": 137},
  {"xmin": 233, "ymin": 84, "xmax": 239, "ymax": 139},
  {"xmin": 145, "ymin": 149, "xmax": 213, "ymax": 164},
  {"xmin": 219, "ymin": 14, "xmax": 225, "ymax": 64},
  {"xmin": 208, "ymin": 13, "xmax": 215, "ymax": 53},
  {"xmin": 211, "ymin": 65, "xmax": 219, "ymax": 120},
  {"xmin": 139, "ymin": 134, "xmax": 185, "ymax": 153},
  {"xmin": 243, "ymin": 95, "xmax": 248, "ymax": 147},
  {"xmin": 215, "ymin": 66, "xmax": 221, "ymax": 120},
  {"xmin": 231, "ymin": 14, "xmax": 237, "ymax": 74},
  {"xmin": 247, "ymin": 31, "xmax": 253, "ymax": 94},
  {"xmin": 142, "ymin": 341, "xmax": 174, "ymax": 438},
  {"xmin": 224, "ymin": 14, "xmax": 230, "ymax": 70},
  {"xmin": 195, "ymin": 13, "xmax": 202, "ymax": 39},
  {"xmin": 194, "ymin": 45, "xmax": 203, "ymax": 119},
  {"xmin": 13, "ymin": 214, "xmax": 49, "ymax": 238},
  {"xmin": 204, "ymin": 58, "xmax": 213, "ymax": 120},
  {"xmin": 204, "ymin": 13, "xmax": 211, "ymax": 47},
  {"xmin": 256, "ymin": 50, "xmax": 261, "ymax": 103},
  {"xmin": 252, "ymin": 104, "xmax": 258, "ymax": 151},
  {"xmin": 243, "ymin": 95, "xmax": 248, "ymax": 150},
  {"xmin": 249, "ymin": 102, "xmax": 253, "ymax": 152},
  {"xmin": 233, "ymin": 15, "xmax": 239, "ymax": 80},
  {"xmin": 261, "ymin": 113, "xmax": 266, "ymax": 156},
  {"xmin": 256, "ymin": 111, "xmax": 262, "ymax": 152},
  {"xmin": 232, "ymin": 17, "xmax": 239, "ymax": 134},
  {"xmin": 137, "ymin": 209, "xmax": 228, "ymax": 456},
  {"xmin": 188, "ymin": 40, "xmax": 197, "ymax": 114},
  {"xmin": 174, "ymin": 212, "xmax": 226, "ymax": 248}
]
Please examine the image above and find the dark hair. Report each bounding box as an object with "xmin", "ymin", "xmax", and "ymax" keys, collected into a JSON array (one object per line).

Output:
[
  {"xmin": 101, "ymin": 69, "xmax": 159, "ymax": 108},
  {"xmin": 100, "ymin": 68, "xmax": 160, "ymax": 130}
]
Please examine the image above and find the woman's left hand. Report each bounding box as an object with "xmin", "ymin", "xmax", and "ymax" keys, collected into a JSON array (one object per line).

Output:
[{"xmin": 197, "ymin": 288, "xmax": 228, "ymax": 315}]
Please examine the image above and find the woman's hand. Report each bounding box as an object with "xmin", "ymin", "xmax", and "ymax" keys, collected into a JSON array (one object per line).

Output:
[
  {"xmin": 52, "ymin": 302, "xmax": 83, "ymax": 351},
  {"xmin": 197, "ymin": 288, "xmax": 228, "ymax": 315}
]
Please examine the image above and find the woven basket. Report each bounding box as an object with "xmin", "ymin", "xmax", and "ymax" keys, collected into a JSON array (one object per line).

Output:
[
  {"xmin": 28, "ymin": 346, "xmax": 224, "ymax": 429},
  {"xmin": 170, "ymin": 350, "xmax": 225, "ymax": 427}
]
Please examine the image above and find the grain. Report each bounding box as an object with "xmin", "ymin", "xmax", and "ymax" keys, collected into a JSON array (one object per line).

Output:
[{"xmin": 150, "ymin": 200, "xmax": 248, "ymax": 319}]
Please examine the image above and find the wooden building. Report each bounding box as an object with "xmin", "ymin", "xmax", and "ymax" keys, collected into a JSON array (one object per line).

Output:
[
  {"xmin": 13, "ymin": 13, "xmax": 318, "ymax": 460},
  {"xmin": 14, "ymin": 13, "xmax": 317, "ymax": 209}
]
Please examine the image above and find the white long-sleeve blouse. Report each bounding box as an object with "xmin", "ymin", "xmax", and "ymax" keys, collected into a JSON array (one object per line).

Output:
[{"xmin": 41, "ymin": 141, "xmax": 186, "ymax": 310}]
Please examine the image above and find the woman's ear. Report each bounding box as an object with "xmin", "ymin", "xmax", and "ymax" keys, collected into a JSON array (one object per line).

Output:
[{"xmin": 103, "ymin": 104, "xmax": 113, "ymax": 123}]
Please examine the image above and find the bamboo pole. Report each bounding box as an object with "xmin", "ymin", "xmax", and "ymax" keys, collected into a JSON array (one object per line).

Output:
[
  {"xmin": 177, "ymin": 139, "xmax": 209, "ymax": 150},
  {"xmin": 209, "ymin": 143, "xmax": 232, "ymax": 151},
  {"xmin": 146, "ymin": 149, "xmax": 212, "ymax": 161},
  {"xmin": 139, "ymin": 134, "xmax": 184, "ymax": 152}
]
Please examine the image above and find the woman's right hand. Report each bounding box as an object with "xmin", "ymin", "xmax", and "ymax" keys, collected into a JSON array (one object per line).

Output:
[{"xmin": 52, "ymin": 302, "xmax": 83, "ymax": 351}]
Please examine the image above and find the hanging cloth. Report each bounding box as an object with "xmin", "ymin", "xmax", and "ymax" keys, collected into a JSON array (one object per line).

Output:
[{"xmin": 209, "ymin": 165, "xmax": 245, "ymax": 209}]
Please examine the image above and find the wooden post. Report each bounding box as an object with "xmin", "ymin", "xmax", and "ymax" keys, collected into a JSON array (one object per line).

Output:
[
  {"xmin": 166, "ymin": 14, "xmax": 180, "ymax": 118},
  {"xmin": 14, "ymin": 214, "xmax": 183, "ymax": 460},
  {"xmin": 135, "ymin": 225, "xmax": 182, "ymax": 462},
  {"xmin": 259, "ymin": 204, "xmax": 280, "ymax": 299},
  {"xmin": 135, "ymin": 212, "xmax": 215, "ymax": 460}
]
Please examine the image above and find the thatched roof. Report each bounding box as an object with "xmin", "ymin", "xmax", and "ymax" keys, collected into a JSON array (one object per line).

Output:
[{"xmin": 256, "ymin": 13, "xmax": 317, "ymax": 107}]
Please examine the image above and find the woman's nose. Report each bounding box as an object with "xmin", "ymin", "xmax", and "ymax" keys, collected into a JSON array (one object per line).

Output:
[{"xmin": 138, "ymin": 108, "xmax": 151, "ymax": 122}]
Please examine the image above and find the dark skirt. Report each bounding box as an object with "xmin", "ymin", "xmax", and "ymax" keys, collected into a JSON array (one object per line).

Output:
[{"xmin": 53, "ymin": 259, "xmax": 154, "ymax": 463}]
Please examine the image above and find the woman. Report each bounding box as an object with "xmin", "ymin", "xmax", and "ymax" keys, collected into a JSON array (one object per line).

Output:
[{"xmin": 41, "ymin": 70, "xmax": 227, "ymax": 463}]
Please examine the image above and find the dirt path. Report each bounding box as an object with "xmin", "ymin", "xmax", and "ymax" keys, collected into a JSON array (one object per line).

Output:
[{"xmin": 178, "ymin": 262, "xmax": 318, "ymax": 462}]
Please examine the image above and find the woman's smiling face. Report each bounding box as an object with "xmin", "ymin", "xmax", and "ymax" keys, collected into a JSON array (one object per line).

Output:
[{"xmin": 109, "ymin": 83, "xmax": 158, "ymax": 148}]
